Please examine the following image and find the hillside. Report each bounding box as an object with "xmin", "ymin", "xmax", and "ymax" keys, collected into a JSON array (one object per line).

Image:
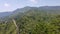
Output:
[
  {"xmin": 0, "ymin": 6, "xmax": 60, "ymax": 18},
  {"xmin": 0, "ymin": 6, "xmax": 60, "ymax": 34}
]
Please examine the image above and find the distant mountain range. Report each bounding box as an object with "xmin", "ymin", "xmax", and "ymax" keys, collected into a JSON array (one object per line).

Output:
[
  {"xmin": 0, "ymin": 6, "xmax": 60, "ymax": 18},
  {"xmin": 39, "ymin": 6, "xmax": 60, "ymax": 10},
  {"xmin": 0, "ymin": 12, "xmax": 12, "ymax": 18}
]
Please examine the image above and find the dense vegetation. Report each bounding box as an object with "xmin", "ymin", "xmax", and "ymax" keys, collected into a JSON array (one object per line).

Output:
[{"xmin": 0, "ymin": 7, "xmax": 60, "ymax": 34}]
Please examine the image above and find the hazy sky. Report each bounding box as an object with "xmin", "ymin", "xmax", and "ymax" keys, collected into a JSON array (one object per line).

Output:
[{"xmin": 0, "ymin": 0, "xmax": 60, "ymax": 12}]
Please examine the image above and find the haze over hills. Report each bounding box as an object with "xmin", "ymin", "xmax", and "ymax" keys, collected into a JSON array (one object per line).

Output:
[
  {"xmin": 0, "ymin": 6, "xmax": 60, "ymax": 18},
  {"xmin": 39, "ymin": 6, "xmax": 60, "ymax": 10},
  {"xmin": 0, "ymin": 12, "xmax": 12, "ymax": 17},
  {"xmin": 0, "ymin": 6, "xmax": 60, "ymax": 20}
]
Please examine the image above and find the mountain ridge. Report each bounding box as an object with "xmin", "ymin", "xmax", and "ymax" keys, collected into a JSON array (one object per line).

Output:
[{"xmin": 0, "ymin": 6, "xmax": 60, "ymax": 18}]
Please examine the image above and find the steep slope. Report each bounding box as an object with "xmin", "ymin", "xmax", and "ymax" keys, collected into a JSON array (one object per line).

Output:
[
  {"xmin": 0, "ymin": 6, "xmax": 60, "ymax": 19},
  {"xmin": 1, "ymin": 6, "xmax": 60, "ymax": 21},
  {"xmin": 0, "ymin": 6, "xmax": 60, "ymax": 34}
]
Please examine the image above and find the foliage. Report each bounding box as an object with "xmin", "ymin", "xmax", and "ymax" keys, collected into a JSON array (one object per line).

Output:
[{"xmin": 0, "ymin": 9, "xmax": 60, "ymax": 34}]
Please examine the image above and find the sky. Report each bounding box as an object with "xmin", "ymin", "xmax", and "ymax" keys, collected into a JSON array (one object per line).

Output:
[{"xmin": 0, "ymin": 0, "xmax": 60, "ymax": 12}]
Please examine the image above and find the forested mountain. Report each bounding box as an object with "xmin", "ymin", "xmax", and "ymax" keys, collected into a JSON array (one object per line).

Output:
[
  {"xmin": 0, "ymin": 6, "xmax": 60, "ymax": 18},
  {"xmin": 0, "ymin": 6, "xmax": 60, "ymax": 34}
]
